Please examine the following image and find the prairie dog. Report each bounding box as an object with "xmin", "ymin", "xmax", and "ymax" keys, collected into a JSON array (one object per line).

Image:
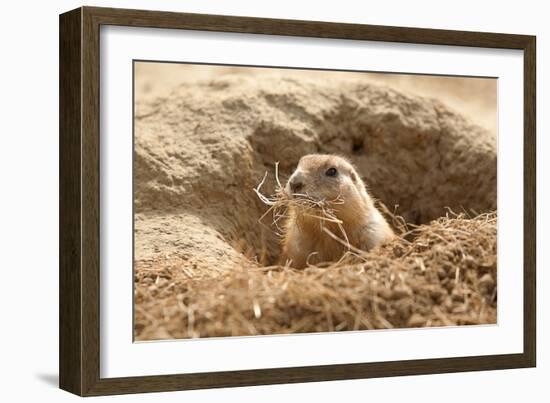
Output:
[{"xmin": 282, "ymin": 154, "xmax": 394, "ymax": 268}]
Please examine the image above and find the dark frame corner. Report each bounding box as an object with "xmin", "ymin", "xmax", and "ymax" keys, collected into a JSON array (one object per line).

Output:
[{"xmin": 60, "ymin": 6, "xmax": 536, "ymax": 396}]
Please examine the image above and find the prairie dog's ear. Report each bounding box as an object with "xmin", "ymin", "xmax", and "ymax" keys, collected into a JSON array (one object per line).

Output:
[{"xmin": 350, "ymin": 171, "xmax": 359, "ymax": 182}]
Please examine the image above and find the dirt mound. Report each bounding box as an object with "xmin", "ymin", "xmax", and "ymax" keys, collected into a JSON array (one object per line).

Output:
[
  {"xmin": 135, "ymin": 213, "xmax": 497, "ymax": 340},
  {"xmin": 134, "ymin": 75, "xmax": 496, "ymax": 269}
]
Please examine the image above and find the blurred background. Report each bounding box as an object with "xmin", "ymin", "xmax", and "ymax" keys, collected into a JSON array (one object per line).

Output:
[{"xmin": 135, "ymin": 62, "xmax": 497, "ymax": 135}]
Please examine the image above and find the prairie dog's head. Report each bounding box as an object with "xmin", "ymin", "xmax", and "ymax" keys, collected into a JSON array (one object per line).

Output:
[{"xmin": 285, "ymin": 154, "xmax": 368, "ymax": 207}]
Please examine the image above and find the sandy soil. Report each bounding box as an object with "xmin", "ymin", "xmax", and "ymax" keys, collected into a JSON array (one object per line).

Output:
[{"xmin": 133, "ymin": 63, "xmax": 497, "ymax": 340}]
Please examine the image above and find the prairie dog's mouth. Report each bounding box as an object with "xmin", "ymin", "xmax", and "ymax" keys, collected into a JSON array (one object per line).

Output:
[
  {"xmin": 283, "ymin": 184, "xmax": 311, "ymax": 200},
  {"xmin": 286, "ymin": 190, "xmax": 317, "ymax": 203},
  {"xmin": 283, "ymin": 185, "xmax": 343, "ymax": 208},
  {"xmin": 288, "ymin": 192, "xmax": 312, "ymax": 201},
  {"xmin": 289, "ymin": 195, "xmax": 337, "ymax": 212}
]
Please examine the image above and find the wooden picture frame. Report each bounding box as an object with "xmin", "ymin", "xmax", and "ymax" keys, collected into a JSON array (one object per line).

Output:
[{"xmin": 59, "ymin": 6, "xmax": 536, "ymax": 396}]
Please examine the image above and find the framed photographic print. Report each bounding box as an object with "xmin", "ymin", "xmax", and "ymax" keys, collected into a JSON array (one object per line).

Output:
[{"xmin": 59, "ymin": 6, "xmax": 536, "ymax": 396}]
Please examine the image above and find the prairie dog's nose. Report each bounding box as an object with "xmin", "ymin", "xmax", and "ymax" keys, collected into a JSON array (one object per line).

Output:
[{"xmin": 289, "ymin": 173, "xmax": 304, "ymax": 194}]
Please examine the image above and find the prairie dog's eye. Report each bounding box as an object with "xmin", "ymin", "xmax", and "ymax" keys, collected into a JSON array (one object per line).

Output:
[{"xmin": 325, "ymin": 167, "xmax": 338, "ymax": 177}]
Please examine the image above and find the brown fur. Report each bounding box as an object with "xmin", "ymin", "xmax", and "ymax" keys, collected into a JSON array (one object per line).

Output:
[{"xmin": 282, "ymin": 154, "xmax": 395, "ymax": 268}]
